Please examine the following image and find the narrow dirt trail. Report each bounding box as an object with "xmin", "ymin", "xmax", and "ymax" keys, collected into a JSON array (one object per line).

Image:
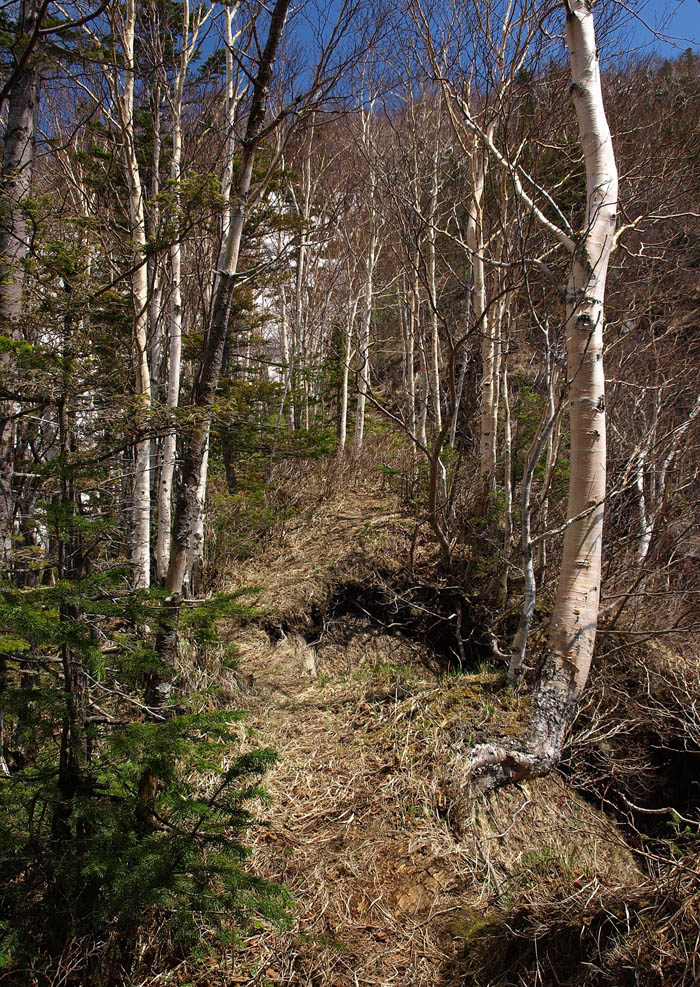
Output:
[
  {"xmin": 227, "ymin": 490, "xmax": 467, "ymax": 985},
  {"xmin": 221, "ymin": 489, "xmax": 638, "ymax": 986}
]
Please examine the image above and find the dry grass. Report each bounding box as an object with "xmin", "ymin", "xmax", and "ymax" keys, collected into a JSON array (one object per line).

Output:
[
  {"xmin": 226, "ymin": 486, "xmax": 412, "ymax": 634},
  {"xmin": 141, "ymin": 484, "xmax": 641, "ymax": 987},
  {"xmin": 111, "ymin": 464, "xmax": 700, "ymax": 987},
  {"xmin": 218, "ymin": 628, "xmax": 640, "ymax": 987}
]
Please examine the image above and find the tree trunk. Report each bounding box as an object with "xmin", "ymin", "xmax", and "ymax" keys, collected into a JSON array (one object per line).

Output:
[
  {"xmin": 355, "ymin": 241, "xmax": 375, "ymax": 450},
  {"xmin": 500, "ymin": 350, "xmax": 512, "ymax": 604},
  {"xmin": 0, "ymin": 0, "xmax": 40, "ymax": 325},
  {"xmin": 0, "ymin": 0, "xmax": 41, "ymax": 572},
  {"xmin": 185, "ymin": 427, "xmax": 209, "ymax": 596},
  {"xmin": 416, "ymin": 284, "xmax": 429, "ymax": 449},
  {"xmin": 427, "ymin": 140, "xmax": 442, "ymax": 433},
  {"xmin": 164, "ymin": 0, "xmax": 291, "ymax": 608},
  {"xmin": 404, "ymin": 282, "xmax": 417, "ymax": 443},
  {"xmin": 155, "ymin": 0, "xmax": 193, "ymax": 584},
  {"xmin": 148, "ymin": 82, "xmax": 163, "ymax": 502},
  {"xmin": 467, "ymin": 134, "xmax": 497, "ymax": 486},
  {"xmin": 148, "ymin": 1, "xmax": 291, "ymax": 715},
  {"xmin": 115, "ymin": 0, "xmax": 152, "ymax": 589},
  {"xmin": 450, "ymin": 344, "xmax": 468, "ymax": 448},
  {"xmin": 294, "ymin": 118, "xmax": 314, "ymax": 432},
  {"xmin": 533, "ymin": 0, "xmax": 617, "ymax": 747},
  {"xmin": 339, "ymin": 294, "xmax": 358, "ymax": 452},
  {"xmin": 159, "ymin": 0, "xmax": 238, "ymax": 588},
  {"xmin": 472, "ymin": 0, "xmax": 617, "ymax": 788},
  {"xmin": 355, "ymin": 106, "xmax": 378, "ymax": 452}
]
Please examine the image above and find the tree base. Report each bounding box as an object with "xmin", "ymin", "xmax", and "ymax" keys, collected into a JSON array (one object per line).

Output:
[{"xmin": 468, "ymin": 742, "xmax": 556, "ymax": 795}]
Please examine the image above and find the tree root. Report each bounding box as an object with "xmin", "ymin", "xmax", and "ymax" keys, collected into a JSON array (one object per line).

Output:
[
  {"xmin": 468, "ymin": 742, "xmax": 556, "ymax": 795},
  {"xmin": 444, "ymin": 743, "xmax": 555, "ymax": 836}
]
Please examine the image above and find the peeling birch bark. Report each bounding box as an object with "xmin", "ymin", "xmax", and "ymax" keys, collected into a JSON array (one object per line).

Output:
[
  {"xmin": 473, "ymin": 0, "xmax": 618, "ymax": 788},
  {"xmin": 541, "ymin": 0, "xmax": 617, "ymax": 712}
]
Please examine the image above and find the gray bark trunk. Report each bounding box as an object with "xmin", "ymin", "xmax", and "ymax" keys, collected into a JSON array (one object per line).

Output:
[{"xmin": 0, "ymin": 0, "xmax": 41, "ymax": 571}]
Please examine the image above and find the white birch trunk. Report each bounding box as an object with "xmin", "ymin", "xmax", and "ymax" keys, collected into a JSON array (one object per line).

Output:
[
  {"xmin": 155, "ymin": 129, "xmax": 183, "ymax": 582},
  {"xmin": 472, "ymin": 0, "xmax": 618, "ymax": 786},
  {"xmin": 467, "ymin": 132, "xmax": 497, "ymax": 485},
  {"xmin": 148, "ymin": 86, "xmax": 164, "ymax": 509},
  {"xmin": 524, "ymin": 0, "xmax": 618, "ymax": 762},
  {"xmin": 148, "ymin": 81, "xmax": 163, "ymax": 401},
  {"xmin": 415, "ymin": 267, "xmax": 429, "ymax": 450},
  {"xmin": 428, "ymin": 142, "xmax": 442, "ymax": 432},
  {"xmin": 354, "ymin": 107, "xmax": 378, "ymax": 451},
  {"xmin": 156, "ymin": 0, "xmax": 224, "ymax": 586},
  {"xmin": 165, "ymin": 0, "xmax": 290, "ymax": 600},
  {"xmin": 279, "ymin": 280, "xmax": 296, "ymax": 430},
  {"xmin": 450, "ymin": 346, "xmax": 468, "ymax": 448},
  {"xmin": 185, "ymin": 427, "xmax": 209, "ymax": 596},
  {"xmin": 339, "ymin": 294, "xmax": 359, "ymax": 453},
  {"xmin": 0, "ymin": 0, "xmax": 41, "ymax": 570},
  {"xmin": 155, "ymin": 0, "xmax": 190, "ymax": 583},
  {"xmin": 452, "ymin": 128, "xmax": 489, "ymax": 461},
  {"xmin": 500, "ymin": 349, "xmax": 512, "ymax": 603},
  {"xmin": 116, "ymin": 0, "xmax": 152, "ymax": 589},
  {"xmin": 354, "ymin": 245, "xmax": 374, "ymax": 449},
  {"xmin": 213, "ymin": 1, "xmax": 241, "ymax": 296},
  {"xmin": 405, "ymin": 284, "xmax": 417, "ymax": 442},
  {"xmin": 295, "ymin": 119, "xmax": 314, "ymax": 431}
]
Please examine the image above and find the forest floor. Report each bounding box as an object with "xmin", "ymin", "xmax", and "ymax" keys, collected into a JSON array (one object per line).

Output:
[{"xmin": 174, "ymin": 480, "xmax": 641, "ymax": 986}]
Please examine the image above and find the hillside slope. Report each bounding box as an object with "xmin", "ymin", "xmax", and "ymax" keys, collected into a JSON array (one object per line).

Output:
[{"xmin": 201, "ymin": 485, "xmax": 642, "ymax": 987}]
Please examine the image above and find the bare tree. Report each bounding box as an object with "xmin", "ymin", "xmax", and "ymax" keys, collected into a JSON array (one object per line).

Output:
[
  {"xmin": 155, "ymin": 0, "xmax": 218, "ymax": 585},
  {"xmin": 150, "ymin": 0, "xmax": 369, "ymax": 702},
  {"xmin": 0, "ymin": 0, "xmax": 42, "ymax": 569},
  {"xmin": 469, "ymin": 0, "xmax": 619, "ymax": 786}
]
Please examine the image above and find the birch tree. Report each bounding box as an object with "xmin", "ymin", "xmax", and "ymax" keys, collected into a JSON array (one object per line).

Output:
[
  {"xmin": 155, "ymin": 0, "xmax": 216, "ymax": 585},
  {"xmin": 111, "ymin": 0, "xmax": 154, "ymax": 588},
  {"xmin": 0, "ymin": 0, "xmax": 42, "ymax": 570},
  {"xmin": 354, "ymin": 95, "xmax": 381, "ymax": 451},
  {"xmin": 160, "ymin": 0, "xmax": 292, "ymax": 614},
  {"xmin": 148, "ymin": 0, "xmax": 368, "ymax": 706},
  {"xmin": 470, "ymin": 0, "xmax": 619, "ymax": 785}
]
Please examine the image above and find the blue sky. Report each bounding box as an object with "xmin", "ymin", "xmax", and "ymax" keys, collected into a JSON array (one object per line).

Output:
[
  {"xmin": 189, "ymin": 0, "xmax": 698, "ymax": 79},
  {"xmin": 630, "ymin": 0, "xmax": 699, "ymax": 54}
]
